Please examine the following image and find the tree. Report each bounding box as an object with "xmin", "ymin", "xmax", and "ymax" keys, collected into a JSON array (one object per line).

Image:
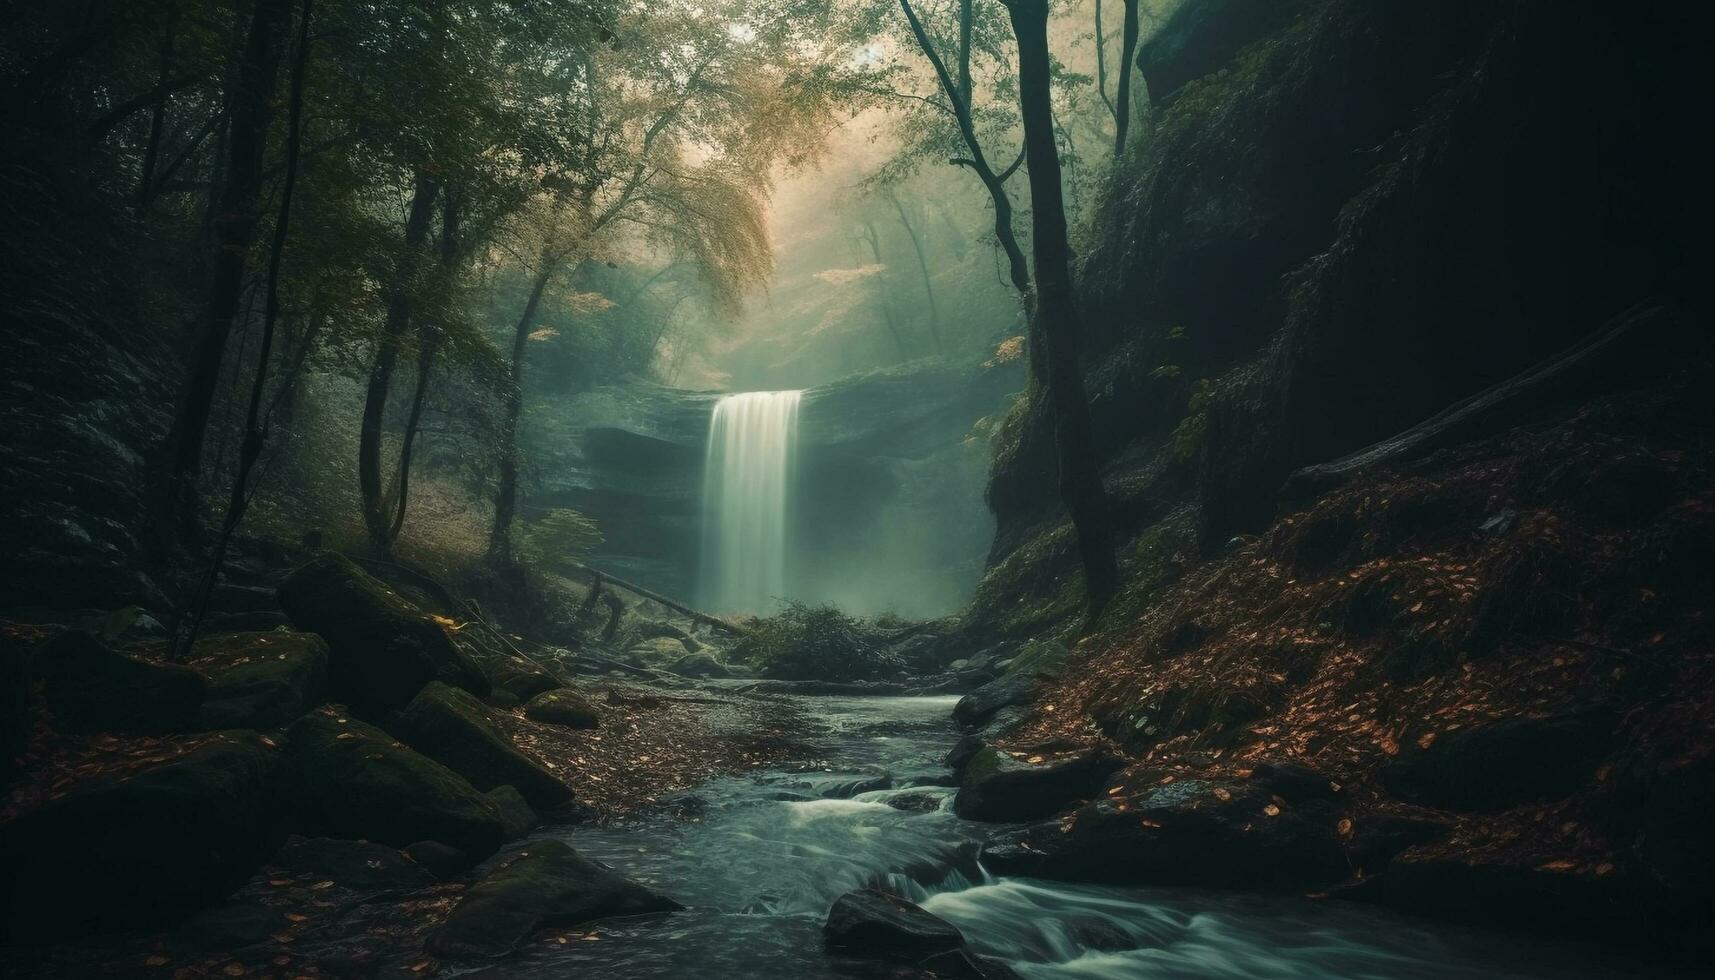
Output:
[
  {"xmin": 884, "ymin": 186, "xmax": 944, "ymax": 354},
  {"xmin": 1001, "ymin": 0, "xmax": 1119, "ymax": 616},
  {"xmin": 155, "ymin": 0, "xmax": 293, "ymax": 541}
]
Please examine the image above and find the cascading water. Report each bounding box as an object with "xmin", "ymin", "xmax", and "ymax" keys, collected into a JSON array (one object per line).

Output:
[{"xmin": 699, "ymin": 390, "xmax": 803, "ymax": 614}]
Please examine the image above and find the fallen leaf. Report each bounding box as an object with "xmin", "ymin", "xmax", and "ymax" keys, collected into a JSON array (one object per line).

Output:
[
  {"xmin": 146, "ymin": 954, "xmax": 170, "ymax": 966},
  {"xmin": 1262, "ymin": 803, "xmax": 1281, "ymax": 817}
]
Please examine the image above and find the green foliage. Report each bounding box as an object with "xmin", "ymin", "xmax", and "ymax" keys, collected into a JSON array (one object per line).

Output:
[
  {"xmin": 518, "ymin": 509, "xmax": 603, "ymax": 570},
  {"xmin": 729, "ymin": 601, "xmax": 903, "ymax": 682},
  {"xmin": 1171, "ymin": 379, "xmax": 1214, "ymax": 463}
]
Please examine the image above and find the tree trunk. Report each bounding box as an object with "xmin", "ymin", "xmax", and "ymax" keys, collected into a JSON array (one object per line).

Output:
[
  {"xmin": 488, "ymin": 257, "xmax": 557, "ymax": 563},
  {"xmin": 156, "ymin": 0, "xmax": 292, "ymax": 539},
  {"xmin": 1113, "ymin": 0, "xmax": 1140, "ymax": 157},
  {"xmin": 1005, "ymin": 0, "xmax": 1119, "ymax": 617},
  {"xmin": 136, "ymin": 11, "xmax": 176, "ymax": 205},
  {"xmin": 178, "ymin": 0, "xmax": 313, "ymax": 656},
  {"xmin": 358, "ymin": 171, "xmax": 439, "ymax": 551},
  {"xmin": 887, "ymin": 189, "xmax": 943, "ymax": 354}
]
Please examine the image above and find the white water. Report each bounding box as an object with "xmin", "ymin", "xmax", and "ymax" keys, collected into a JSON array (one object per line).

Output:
[{"xmin": 700, "ymin": 390, "xmax": 803, "ymax": 614}]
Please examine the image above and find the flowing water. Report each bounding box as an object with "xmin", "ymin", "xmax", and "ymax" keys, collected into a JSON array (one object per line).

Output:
[
  {"xmin": 487, "ymin": 695, "xmax": 1680, "ymax": 980},
  {"xmin": 699, "ymin": 390, "xmax": 803, "ymax": 615}
]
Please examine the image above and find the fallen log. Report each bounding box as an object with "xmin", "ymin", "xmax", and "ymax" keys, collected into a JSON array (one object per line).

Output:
[
  {"xmin": 1281, "ymin": 301, "xmax": 1692, "ymax": 503},
  {"xmin": 557, "ymin": 561, "xmax": 748, "ymax": 637}
]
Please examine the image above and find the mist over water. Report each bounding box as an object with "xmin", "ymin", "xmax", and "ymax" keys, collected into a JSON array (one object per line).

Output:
[{"xmin": 699, "ymin": 390, "xmax": 803, "ymax": 614}]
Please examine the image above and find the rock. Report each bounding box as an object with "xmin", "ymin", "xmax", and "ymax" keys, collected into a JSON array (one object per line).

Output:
[
  {"xmin": 954, "ymin": 747, "xmax": 1122, "ymax": 822},
  {"xmin": 191, "ymin": 631, "xmax": 328, "ymax": 731},
  {"xmin": 173, "ymin": 902, "xmax": 283, "ymax": 950},
  {"xmin": 209, "ymin": 583, "xmax": 279, "ymax": 614},
  {"xmin": 1135, "ymin": 0, "xmax": 1283, "ymax": 104},
  {"xmin": 276, "ymin": 554, "xmax": 489, "ymax": 714},
  {"xmin": 952, "ymin": 671, "xmax": 1037, "ymax": 728},
  {"xmin": 666, "ymin": 651, "xmax": 731, "ymax": 678},
  {"xmin": 272, "ymin": 836, "xmax": 433, "ymax": 890},
  {"xmin": 404, "ymin": 839, "xmax": 475, "ymax": 878},
  {"xmin": 0, "ymin": 733, "xmax": 287, "ymax": 942},
  {"xmin": 920, "ymin": 949, "xmax": 1025, "ymax": 980},
  {"xmin": 393, "ymin": 682, "xmax": 573, "ymax": 809},
  {"xmin": 523, "ymin": 687, "xmax": 602, "ymax": 729},
  {"xmin": 450, "ymin": 627, "xmax": 565, "ymax": 708},
  {"xmin": 488, "ymin": 784, "xmax": 540, "ymax": 840},
  {"xmin": 429, "ymin": 839, "xmax": 683, "ymax": 958},
  {"xmin": 946, "ymin": 734, "xmax": 986, "ymax": 773},
  {"xmin": 1381, "ymin": 710, "xmax": 1616, "ymax": 812},
  {"xmin": 822, "ymin": 773, "xmax": 894, "ymax": 799},
  {"xmin": 286, "ymin": 709, "xmax": 505, "ymax": 859},
  {"xmin": 1250, "ymin": 760, "xmax": 1341, "ymax": 803},
  {"xmin": 982, "ymin": 779, "xmax": 1348, "ymax": 889},
  {"xmin": 823, "ymin": 888, "xmax": 965, "ymax": 958},
  {"xmin": 1632, "ymin": 748, "xmax": 1715, "ymax": 894},
  {"xmin": 204, "ymin": 610, "xmax": 292, "ymax": 633},
  {"xmin": 884, "ymin": 792, "xmax": 945, "ymax": 813},
  {"xmin": 41, "ymin": 629, "xmax": 205, "ymax": 733}
]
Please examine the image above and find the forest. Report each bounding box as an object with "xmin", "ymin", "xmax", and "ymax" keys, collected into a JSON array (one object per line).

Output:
[{"xmin": 0, "ymin": 0, "xmax": 1709, "ymax": 978}]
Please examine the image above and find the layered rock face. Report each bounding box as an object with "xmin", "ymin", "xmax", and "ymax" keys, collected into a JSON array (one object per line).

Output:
[{"xmin": 524, "ymin": 358, "xmax": 1022, "ymax": 616}]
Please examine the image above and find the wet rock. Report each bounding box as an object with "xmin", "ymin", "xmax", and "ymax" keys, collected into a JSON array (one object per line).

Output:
[
  {"xmin": 209, "ymin": 583, "xmax": 279, "ymax": 614},
  {"xmin": 272, "ymin": 836, "xmax": 433, "ymax": 890},
  {"xmin": 823, "ymin": 888, "xmax": 965, "ymax": 958},
  {"xmin": 429, "ymin": 839, "xmax": 683, "ymax": 958},
  {"xmin": 192, "ymin": 631, "xmax": 328, "ymax": 731},
  {"xmin": 523, "ymin": 686, "xmax": 602, "ymax": 729},
  {"xmin": 488, "ymin": 784, "xmax": 540, "ymax": 840},
  {"xmin": 1381, "ymin": 710, "xmax": 1616, "ymax": 812},
  {"xmin": 982, "ymin": 779, "xmax": 1348, "ymax": 889},
  {"xmin": 919, "ymin": 949, "xmax": 1025, "ymax": 980},
  {"xmin": 946, "ymin": 734, "xmax": 986, "ymax": 773},
  {"xmin": 286, "ymin": 709, "xmax": 504, "ymax": 860},
  {"xmin": 404, "ymin": 839, "xmax": 475, "ymax": 878},
  {"xmin": 822, "ymin": 772, "xmax": 894, "ymax": 799},
  {"xmin": 393, "ymin": 682, "xmax": 573, "ymax": 809},
  {"xmin": 667, "ymin": 651, "xmax": 731, "ymax": 678},
  {"xmin": 173, "ymin": 902, "xmax": 283, "ymax": 950},
  {"xmin": 954, "ymin": 747, "xmax": 1123, "ymax": 822},
  {"xmin": 1066, "ymin": 917, "xmax": 1138, "ymax": 952},
  {"xmin": 276, "ymin": 554, "xmax": 489, "ymax": 714},
  {"xmin": 41, "ymin": 629, "xmax": 205, "ymax": 733},
  {"xmin": 0, "ymin": 733, "xmax": 287, "ymax": 942},
  {"xmin": 952, "ymin": 671, "xmax": 1037, "ymax": 728},
  {"xmin": 885, "ymin": 791, "xmax": 945, "ymax": 813}
]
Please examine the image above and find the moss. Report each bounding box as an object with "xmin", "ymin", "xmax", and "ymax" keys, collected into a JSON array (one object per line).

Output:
[{"xmin": 393, "ymin": 682, "xmax": 572, "ymax": 808}]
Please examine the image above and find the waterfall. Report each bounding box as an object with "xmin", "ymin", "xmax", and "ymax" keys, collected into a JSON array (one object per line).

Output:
[{"xmin": 700, "ymin": 390, "xmax": 803, "ymax": 614}]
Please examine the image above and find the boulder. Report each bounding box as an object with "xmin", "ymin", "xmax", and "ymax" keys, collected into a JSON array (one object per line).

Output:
[
  {"xmin": 429, "ymin": 839, "xmax": 682, "ymax": 958},
  {"xmin": 1381, "ymin": 710, "xmax": 1616, "ymax": 812},
  {"xmin": 404, "ymin": 839, "xmax": 475, "ymax": 878},
  {"xmin": 394, "ymin": 682, "xmax": 573, "ymax": 809},
  {"xmin": 666, "ymin": 651, "xmax": 731, "ymax": 678},
  {"xmin": 41, "ymin": 629, "xmax": 205, "ymax": 733},
  {"xmin": 208, "ymin": 583, "xmax": 279, "ymax": 614},
  {"xmin": 823, "ymin": 888, "xmax": 964, "ymax": 958},
  {"xmin": 952, "ymin": 671, "xmax": 1037, "ymax": 728},
  {"xmin": 451, "ymin": 627, "xmax": 565, "ymax": 708},
  {"xmin": 204, "ymin": 610, "xmax": 292, "ymax": 633},
  {"xmin": 488, "ymin": 784, "xmax": 540, "ymax": 840},
  {"xmin": 523, "ymin": 687, "xmax": 602, "ymax": 729},
  {"xmin": 191, "ymin": 631, "xmax": 328, "ymax": 731},
  {"xmin": 1134, "ymin": 0, "xmax": 1283, "ymax": 104},
  {"xmin": 954, "ymin": 747, "xmax": 1122, "ymax": 822},
  {"xmin": 982, "ymin": 777, "xmax": 1348, "ymax": 889},
  {"xmin": 276, "ymin": 554, "xmax": 489, "ymax": 714},
  {"xmin": 272, "ymin": 836, "xmax": 434, "ymax": 891},
  {"xmin": 286, "ymin": 709, "xmax": 504, "ymax": 859},
  {"xmin": 0, "ymin": 733, "xmax": 287, "ymax": 942}
]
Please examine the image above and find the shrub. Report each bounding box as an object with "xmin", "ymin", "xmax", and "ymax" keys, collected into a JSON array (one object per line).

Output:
[{"xmin": 730, "ymin": 601, "xmax": 902, "ymax": 682}]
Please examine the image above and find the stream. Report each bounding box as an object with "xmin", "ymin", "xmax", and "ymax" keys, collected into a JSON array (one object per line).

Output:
[{"xmin": 486, "ymin": 695, "xmax": 1677, "ymax": 979}]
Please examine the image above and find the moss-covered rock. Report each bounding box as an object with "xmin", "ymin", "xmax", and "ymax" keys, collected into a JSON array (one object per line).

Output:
[
  {"xmin": 41, "ymin": 629, "xmax": 205, "ymax": 733},
  {"xmin": 285, "ymin": 709, "xmax": 504, "ymax": 859},
  {"xmin": 276, "ymin": 554, "xmax": 488, "ymax": 714},
  {"xmin": 0, "ymin": 732, "xmax": 287, "ymax": 942},
  {"xmin": 428, "ymin": 839, "xmax": 682, "ymax": 958},
  {"xmin": 523, "ymin": 687, "xmax": 601, "ymax": 729},
  {"xmin": 191, "ymin": 631, "xmax": 328, "ymax": 731},
  {"xmin": 954, "ymin": 746, "xmax": 1122, "ymax": 823},
  {"xmin": 393, "ymin": 682, "xmax": 572, "ymax": 809},
  {"xmin": 487, "ymin": 784, "xmax": 540, "ymax": 840}
]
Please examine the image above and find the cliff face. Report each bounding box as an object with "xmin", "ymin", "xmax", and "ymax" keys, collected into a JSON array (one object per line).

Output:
[
  {"xmin": 523, "ymin": 358, "xmax": 1023, "ymax": 616},
  {"xmin": 0, "ymin": 157, "xmax": 180, "ymax": 611},
  {"xmin": 980, "ymin": 0, "xmax": 1704, "ymax": 613}
]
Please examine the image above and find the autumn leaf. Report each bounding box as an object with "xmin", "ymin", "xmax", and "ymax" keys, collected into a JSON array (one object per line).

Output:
[{"xmin": 145, "ymin": 954, "xmax": 170, "ymax": 966}]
